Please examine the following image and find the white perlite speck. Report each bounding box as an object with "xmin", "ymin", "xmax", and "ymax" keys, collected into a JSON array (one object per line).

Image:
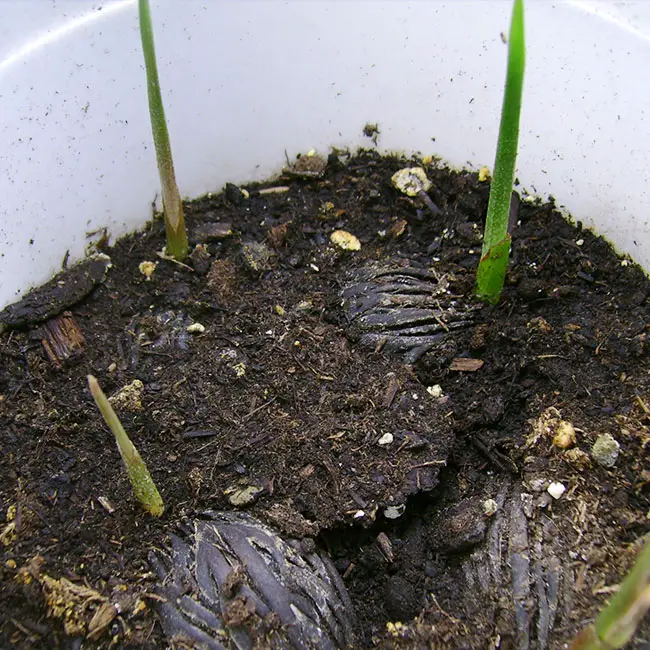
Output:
[
  {"xmin": 547, "ymin": 482, "xmax": 566, "ymax": 500},
  {"xmin": 384, "ymin": 504, "xmax": 406, "ymax": 519},
  {"xmin": 427, "ymin": 385, "xmax": 443, "ymax": 398}
]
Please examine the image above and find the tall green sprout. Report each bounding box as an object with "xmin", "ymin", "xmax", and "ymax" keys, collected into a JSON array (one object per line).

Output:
[
  {"xmin": 138, "ymin": 0, "xmax": 188, "ymax": 260},
  {"xmin": 569, "ymin": 536, "xmax": 650, "ymax": 649},
  {"xmin": 476, "ymin": 0, "xmax": 525, "ymax": 304},
  {"xmin": 88, "ymin": 375, "xmax": 164, "ymax": 517}
]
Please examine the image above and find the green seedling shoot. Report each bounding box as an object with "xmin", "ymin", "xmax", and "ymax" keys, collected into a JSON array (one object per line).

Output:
[
  {"xmin": 87, "ymin": 375, "xmax": 164, "ymax": 517},
  {"xmin": 138, "ymin": 0, "xmax": 188, "ymax": 260},
  {"xmin": 476, "ymin": 0, "xmax": 525, "ymax": 304},
  {"xmin": 569, "ymin": 536, "xmax": 650, "ymax": 650}
]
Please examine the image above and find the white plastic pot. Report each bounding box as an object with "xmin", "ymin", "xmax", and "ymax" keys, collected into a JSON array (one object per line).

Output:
[{"xmin": 1, "ymin": 0, "xmax": 649, "ymax": 308}]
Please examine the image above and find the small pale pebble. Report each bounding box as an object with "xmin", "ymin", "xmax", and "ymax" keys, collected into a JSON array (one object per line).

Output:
[
  {"xmin": 378, "ymin": 433, "xmax": 394, "ymax": 446},
  {"xmin": 138, "ymin": 260, "xmax": 157, "ymax": 280},
  {"xmin": 384, "ymin": 504, "xmax": 406, "ymax": 519},
  {"xmin": 427, "ymin": 385, "xmax": 443, "ymax": 398},
  {"xmin": 553, "ymin": 420, "xmax": 576, "ymax": 449},
  {"xmin": 592, "ymin": 433, "xmax": 620, "ymax": 468},
  {"xmin": 527, "ymin": 478, "xmax": 546, "ymax": 492},
  {"xmin": 576, "ymin": 239, "xmax": 584, "ymax": 246},
  {"xmin": 187, "ymin": 323, "xmax": 206, "ymax": 334},
  {"xmin": 564, "ymin": 447, "xmax": 592, "ymax": 470},
  {"xmin": 482, "ymin": 499, "xmax": 498, "ymax": 517},
  {"xmin": 330, "ymin": 230, "xmax": 361, "ymax": 251},
  {"xmin": 391, "ymin": 167, "xmax": 431, "ymax": 196},
  {"xmin": 296, "ymin": 300, "xmax": 313, "ymax": 312},
  {"xmin": 353, "ymin": 510, "xmax": 365, "ymax": 519},
  {"xmin": 224, "ymin": 484, "xmax": 263, "ymax": 507},
  {"xmin": 109, "ymin": 379, "xmax": 144, "ymax": 412},
  {"xmin": 547, "ymin": 482, "xmax": 566, "ymax": 500}
]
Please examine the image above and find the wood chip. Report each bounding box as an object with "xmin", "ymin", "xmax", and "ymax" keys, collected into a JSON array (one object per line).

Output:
[
  {"xmin": 449, "ymin": 357, "xmax": 484, "ymax": 372},
  {"xmin": 382, "ymin": 373, "xmax": 400, "ymax": 409},
  {"xmin": 87, "ymin": 602, "xmax": 117, "ymax": 641},
  {"xmin": 321, "ymin": 456, "xmax": 340, "ymax": 495},
  {"xmin": 299, "ymin": 464, "xmax": 315, "ymax": 479},
  {"xmin": 258, "ymin": 186, "xmax": 290, "ymax": 195},
  {"xmin": 192, "ymin": 222, "xmax": 233, "ymax": 242},
  {"xmin": 96, "ymin": 496, "xmax": 115, "ymax": 514},
  {"xmin": 376, "ymin": 532, "xmax": 394, "ymax": 563},
  {"xmin": 268, "ymin": 222, "xmax": 289, "ymax": 248},
  {"xmin": 41, "ymin": 312, "xmax": 86, "ymax": 368},
  {"xmin": 389, "ymin": 219, "xmax": 408, "ymax": 239}
]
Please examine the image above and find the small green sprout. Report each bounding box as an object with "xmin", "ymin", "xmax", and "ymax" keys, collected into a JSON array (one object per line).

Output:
[
  {"xmin": 138, "ymin": 0, "xmax": 188, "ymax": 260},
  {"xmin": 476, "ymin": 0, "xmax": 525, "ymax": 304},
  {"xmin": 87, "ymin": 375, "xmax": 164, "ymax": 517},
  {"xmin": 569, "ymin": 536, "xmax": 650, "ymax": 649}
]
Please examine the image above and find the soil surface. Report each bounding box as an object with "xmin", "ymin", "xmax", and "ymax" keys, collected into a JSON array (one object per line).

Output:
[{"xmin": 1, "ymin": 149, "xmax": 650, "ymax": 649}]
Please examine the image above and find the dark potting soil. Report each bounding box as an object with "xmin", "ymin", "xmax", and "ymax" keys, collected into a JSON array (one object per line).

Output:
[{"xmin": 1, "ymin": 149, "xmax": 650, "ymax": 649}]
